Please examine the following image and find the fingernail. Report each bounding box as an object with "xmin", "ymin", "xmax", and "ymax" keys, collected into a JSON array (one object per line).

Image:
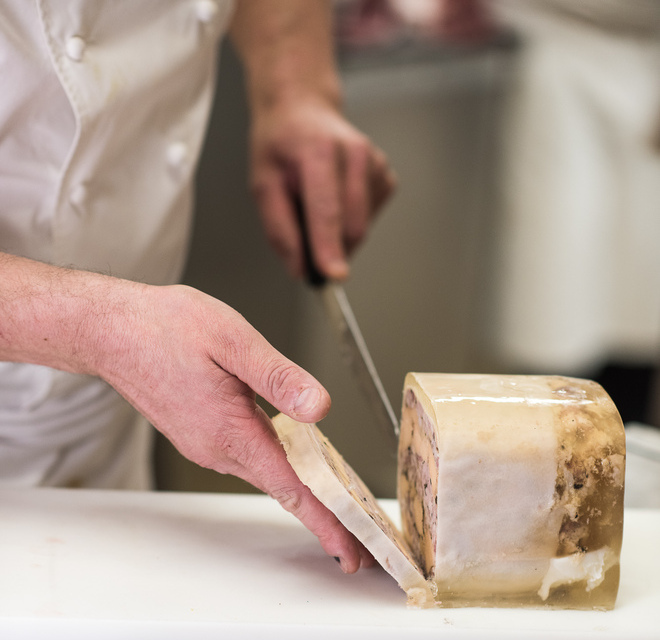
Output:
[
  {"xmin": 294, "ymin": 387, "xmax": 321, "ymax": 417},
  {"xmin": 334, "ymin": 556, "xmax": 349, "ymax": 573},
  {"xmin": 329, "ymin": 260, "xmax": 349, "ymax": 281}
]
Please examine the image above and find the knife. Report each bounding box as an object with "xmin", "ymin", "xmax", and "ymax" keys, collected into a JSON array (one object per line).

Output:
[{"xmin": 295, "ymin": 197, "xmax": 400, "ymax": 444}]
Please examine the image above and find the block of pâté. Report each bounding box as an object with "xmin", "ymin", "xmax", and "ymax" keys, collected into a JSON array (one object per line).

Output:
[
  {"xmin": 399, "ymin": 373, "xmax": 625, "ymax": 609},
  {"xmin": 272, "ymin": 373, "xmax": 625, "ymax": 610}
]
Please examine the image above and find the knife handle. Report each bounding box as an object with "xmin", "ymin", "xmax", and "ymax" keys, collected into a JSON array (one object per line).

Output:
[{"xmin": 293, "ymin": 193, "xmax": 328, "ymax": 288}]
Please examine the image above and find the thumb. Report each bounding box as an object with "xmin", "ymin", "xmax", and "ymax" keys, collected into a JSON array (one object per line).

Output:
[{"xmin": 217, "ymin": 319, "xmax": 331, "ymax": 423}]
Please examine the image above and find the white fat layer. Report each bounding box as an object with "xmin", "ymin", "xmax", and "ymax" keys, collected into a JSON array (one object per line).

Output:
[
  {"xmin": 435, "ymin": 451, "xmax": 562, "ymax": 591},
  {"xmin": 406, "ymin": 374, "xmax": 566, "ymax": 593},
  {"xmin": 538, "ymin": 547, "xmax": 616, "ymax": 600}
]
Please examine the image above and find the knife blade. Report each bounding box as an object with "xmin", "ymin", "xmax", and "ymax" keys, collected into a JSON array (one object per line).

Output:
[{"xmin": 295, "ymin": 197, "xmax": 400, "ymax": 444}]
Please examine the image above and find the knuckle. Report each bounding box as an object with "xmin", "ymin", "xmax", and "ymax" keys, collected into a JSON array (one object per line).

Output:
[
  {"xmin": 258, "ymin": 214, "xmax": 295, "ymax": 257},
  {"xmin": 270, "ymin": 487, "xmax": 305, "ymax": 516},
  {"xmin": 310, "ymin": 136, "xmax": 337, "ymax": 161},
  {"xmin": 371, "ymin": 145, "xmax": 387, "ymax": 166},
  {"xmin": 263, "ymin": 359, "xmax": 302, "ymax": 401},
  {"xmin": 268, "ymin": 233, "xmax": 296, "ymax": 263},
  {"xmin": 309, "ymin": 194, "xmax": 342, "ymax": 227},
  {"xmin": 211, "ymin": 426, "xmax": 250, "ymax": 471},
  {"xmin": 369, "ymin": 149, "xmax": 391, "ymax": 182},
  {"xmin": 205, "ymin": 406, "xmax": 262, "ymax": 471},
  {"xmin": 316, "ymin": 204, "xmax": 342, "ymax": 228},
  {"xmin": 215, "ymin": 322, "xmax": 252, "ymax": 370},
  {"xmin": 345, "ymin": 218, "xmax": 368, "ymax": 249},
  {"xmin": 347, "ymin": 135, "xmax": 370, "ymax": 162}
]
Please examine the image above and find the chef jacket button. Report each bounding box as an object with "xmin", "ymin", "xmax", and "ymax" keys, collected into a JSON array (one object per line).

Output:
[
  {"xmin": 70, "ymin": 183, "xmax": 88, "ymax": 209},
  {"xmin": 195, "ymin": 0, "xmax": 218, "ymax": 23},
  {"xmin": 167, "ymin": 141, "xmax": 188, "ymax": 171},
  {"xmin": 65, "ymin": 36, "xmax": 86, "ymax": 62}
]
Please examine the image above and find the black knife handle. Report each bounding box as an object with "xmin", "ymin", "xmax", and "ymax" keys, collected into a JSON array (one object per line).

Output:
[{"xmin": 293, "ymin": 193, "xmax": 327, "ymax": 288}]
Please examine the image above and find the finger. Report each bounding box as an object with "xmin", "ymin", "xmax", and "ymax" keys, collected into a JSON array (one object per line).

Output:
[
  {"xmin": 245, "ymin": 410, "xmax": 375, "ymax": 572},
  {"xmin": 235, "ymin": 407, "xmax": 365, "ymax": 573},
  {"xmin": 342, "ymin": 138, "xmax": 371, "ymax": 254},
  {"xmin": 251, "ymin": 166, "xmax": 305, "ymax": 279},
  {"xmin": 370, "ymin": 149, "xmax": 397, "ymax": 215},
  {"xmin": 300, "ymin": 141, "xmax": 349, "ymax": 281},
  {"xmin": 201, "ymin": 400, "xmax": 363, "ymax": 572},
  {"xmin": 359, "ymin": 543, "xmax": 377, "ymax": 569},
  {"xmin": 213, "ymin": 315, "xmax": 331, "ymax": 424}
]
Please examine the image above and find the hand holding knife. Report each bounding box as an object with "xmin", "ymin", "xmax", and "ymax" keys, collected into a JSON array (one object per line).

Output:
[{"xmin": 294, "ymin": 196, "xmax": 400, "ymax": 446}]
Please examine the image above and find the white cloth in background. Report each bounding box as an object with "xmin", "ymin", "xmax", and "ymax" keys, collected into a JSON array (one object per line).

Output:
[
  {"xmin": 624, "ymin": 423, "xmax": 660, "ymax": 508},
  {"xmin": 0, "ymin": 364, "xmax": 153, "ymax": 489},
  {"xmin": 523, "ymin": 0, "xmax": 660, "ymax": 36},
  {"xmin": 491, "ymin": 0, "xmax": 660, "ymax": 373},
  {"xmin": 0, "ymin": 0, "xmax": 234, "ymax": 488}
]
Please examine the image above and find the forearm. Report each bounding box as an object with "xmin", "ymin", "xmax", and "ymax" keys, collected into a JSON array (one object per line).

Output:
[
  {"xmin": 230, "ymin": 0, "xmax": 342, "ymax": 112},
  {"xmin": 0, "ymin": 252, "xmax": 143, "ymax": 378}
]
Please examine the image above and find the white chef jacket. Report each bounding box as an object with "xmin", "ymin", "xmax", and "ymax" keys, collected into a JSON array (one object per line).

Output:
[
  {"xmin": 0, "ymin": 0, "xmax": 234, "ymax": 488},
  {"xmin": 491, "ymin": 1, "xmax": 660, "ymax": 373}
]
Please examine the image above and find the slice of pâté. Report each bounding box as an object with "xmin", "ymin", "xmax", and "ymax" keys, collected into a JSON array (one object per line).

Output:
[{"xmin": 272, "ymin": 413, "xmax": 436, "ymax": 608}]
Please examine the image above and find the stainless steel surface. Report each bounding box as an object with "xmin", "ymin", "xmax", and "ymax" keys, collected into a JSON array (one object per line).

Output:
[{"xmin": 318, "ymin": 282, "xmax": 400, "ymax": 444}]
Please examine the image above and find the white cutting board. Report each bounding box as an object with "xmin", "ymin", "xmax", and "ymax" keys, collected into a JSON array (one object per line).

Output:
[{"xmin": 0, "ymin": 488, "xmax": 658, "ymax": 639}]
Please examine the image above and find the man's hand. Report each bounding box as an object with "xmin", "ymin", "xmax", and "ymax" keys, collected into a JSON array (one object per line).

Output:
[
  {"xmin": 249, "ymin": 95, "xmax": 395, "ymax": 281},
  {"xmin": 230, "ymin": 0, "xmax": 396, "ymax": 282},
  {"xmin": 0, "ymin": 254, "xmax": 373, "ymax": 573},
  {"xmin": 105, "ymin": 283, "xmax": 372, "ymax": 572}
]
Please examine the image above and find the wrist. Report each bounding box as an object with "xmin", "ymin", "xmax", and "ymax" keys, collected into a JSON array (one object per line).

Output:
[
  {"xmin": 231, "ymin": 0, "xmax": 343, "ymax": 114},
  {"xmin": 245, "ymin": 57, "xmax": 342, "ymax": 116},
  {"xmin": 77, "ymin": 278, "xmax": 151, "ymax": 383}
]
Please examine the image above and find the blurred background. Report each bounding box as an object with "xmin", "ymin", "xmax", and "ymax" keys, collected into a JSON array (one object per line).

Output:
[{"xmin": 155, "ymin": 0, "xmax": 660, "ymax": 502}]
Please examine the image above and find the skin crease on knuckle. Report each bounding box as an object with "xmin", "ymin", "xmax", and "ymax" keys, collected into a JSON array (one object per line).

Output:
[
  {"xmin": 209, "ymin": 314, "xmax": 319, "ymax": 416},
  {"xmin": 146, "ymin": 370, "xmax": 241, "ymax": 470},
  {"xmin": 206, "ymin": 417, "xmax": 260, "ymax": 476},
  {"xmin": 266, "ymin": 482, "xmax": 361, "ymax": 571},
  {"xmin": 262, "ymin": 358, "xmax": 306, "ymax": 409},
  {"xmin": 186, "ymin": 382, "xmax": 269, "ymax": 475},
  {"xmin": 208, "ymin": 315, "xmax": 260, "ymax": 378},
  {"xmin": 269, "ymin": 485, "xmax": 305, "ymax": 517}
]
